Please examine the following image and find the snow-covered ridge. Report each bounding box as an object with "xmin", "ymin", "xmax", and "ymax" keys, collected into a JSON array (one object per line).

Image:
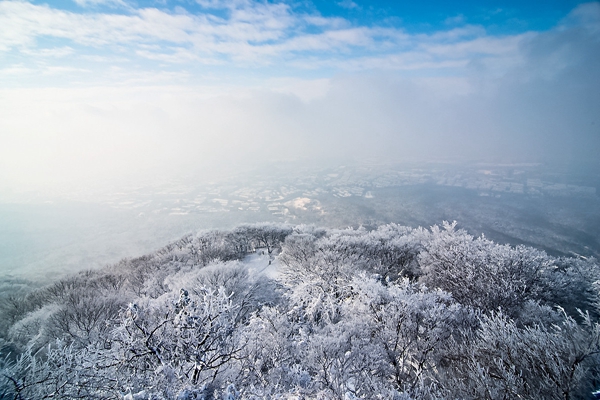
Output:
[{"xmin": 1, "ymin": 222, "xmax": 599, "ymax": 399}]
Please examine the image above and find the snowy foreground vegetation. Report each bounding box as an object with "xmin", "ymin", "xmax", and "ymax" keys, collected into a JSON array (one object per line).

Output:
[{"xmin": 1, "ymin": 222, "xmax": 600, "ymax": 399}]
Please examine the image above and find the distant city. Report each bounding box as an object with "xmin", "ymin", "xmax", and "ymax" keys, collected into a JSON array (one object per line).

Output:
[
  {"xmin": 45, "ymin": 162, "xmax": 597, "ymax": 217},
  {"xmin": 1, "ymin": 161, "xmax": 598, "ymax": 280}
]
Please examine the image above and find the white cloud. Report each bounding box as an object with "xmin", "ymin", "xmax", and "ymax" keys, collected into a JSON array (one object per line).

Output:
[
  {"xmin": 337, "ymin": 0, "xmax": 360, "ymax": 10},
  {"xmin": 444, "ymin": 14, "xmax": 466, "ymax": 26},
  {"xmin": 560, "ymin": 2, "xmax": 600, "ymax": 34},
  {"xmin": 303, "ymin": 15, "xmax": 348, "ymax": 29},
  {"xmin": 21, "ymin": 46, "xmax": 75, "ymax": 57},
  {"xmin": 135, "ymin": 47, "xmax": 201, "ymax": 63},
  {"xmin": 0, "ymin": 1, "xmax": 598, "ymax": 198},
  {"xmin": 41, "ymin": 65, "xmax": 90, "ymax": 75},
  {"xmin": 2, "ymin": 0, "xmax": 598, "ymax": 82},
  {"xmin": 421, "ymin": 25, "xmax": 485, "ymax": 42},
  {"xmin": 0, "ymin": 0, "xmax": 513, "ymax": 73},
  {"xmin": 266, "ymin": 77, "xmax": 332, "ymax": 102},
  {"xmin": 72, "ymin": 0, "xmax": 130, "ymax": 9},
  {"xmin": 0, "ymin": 64, "xmax": 37, "ymax": 76}
]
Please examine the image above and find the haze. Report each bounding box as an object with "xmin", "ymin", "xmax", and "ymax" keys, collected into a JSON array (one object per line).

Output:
[
  {"xmin": 1, "ymin": 0, "xmax": 600, "ymax": 280},
  {"xmin": 3, "ymin": 3, "xmax": 600, "ymax": 396},
  {"xmin": 1, "ymin": 0, "xmax": 599, "ymax": 199}
]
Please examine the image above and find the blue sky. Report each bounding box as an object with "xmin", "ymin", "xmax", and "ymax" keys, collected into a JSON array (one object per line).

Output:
[
  {"xmin": 1, "ymin": 0, "xmax": 594, "ymax": 86},
  {"xmin": 0, "ymin": 0, "xmax": 599, "ymax": 199}
]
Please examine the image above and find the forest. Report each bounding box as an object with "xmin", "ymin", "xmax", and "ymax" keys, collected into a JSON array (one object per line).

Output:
[{"xmin": 1, "ymin": 222, "xmax": 599, "ymax": 399}]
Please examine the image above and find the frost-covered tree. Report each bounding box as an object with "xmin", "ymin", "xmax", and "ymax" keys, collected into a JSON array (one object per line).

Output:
[
  {"xmin": 1, "ymin": 287, "xmax": 247, "ymax": 399},
  {"xmin": 109, "ymin": 287, "xmax": 245, "ymax": 392},
  {"xmin": 446, "ymin": 307, "xmax": 600, "ymax": 399},
  {"xmin": 234, "ymin": 223, "xmax": 293, "ymax": 256},
  {"xmin": 2, "ymin": 222, "xmax": 599, "ymax": 399},
  {"xmin": 418, "ymin": 221, "xmax": 552, "ymax": 317},
  {"xmin": 347, "ymin": 276, "xmax": 473, "ymax": 395}
]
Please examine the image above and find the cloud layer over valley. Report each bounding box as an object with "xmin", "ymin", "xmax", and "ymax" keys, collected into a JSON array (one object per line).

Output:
[{"xmin": 1, "ymin": 0, "xmax": 598, "ymax": 197}]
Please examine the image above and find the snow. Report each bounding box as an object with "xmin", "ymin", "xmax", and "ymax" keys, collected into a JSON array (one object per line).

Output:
[{"xmin": 242, "ymin": 247, "xmax": 280, "ymax": 279}]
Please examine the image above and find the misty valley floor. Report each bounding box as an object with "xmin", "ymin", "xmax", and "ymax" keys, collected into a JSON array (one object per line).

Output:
[{"xmin": 1, "ymin": 162, "xmax": 598, "ymax": 282}]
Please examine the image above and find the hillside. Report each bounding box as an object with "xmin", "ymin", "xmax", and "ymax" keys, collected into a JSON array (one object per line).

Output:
[{"xmin": 1, "ymin": 222, "xmax": 599, "ymax": 399}]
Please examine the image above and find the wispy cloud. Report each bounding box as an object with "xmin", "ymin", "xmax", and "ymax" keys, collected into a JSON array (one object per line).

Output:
[
  {"xmin": 337, "ymin": 0, "xmax": 360, "ymax": 10},
  {"xmin": 0, "ymin": 0, "xmax": 550, "ymax": 79},
  {"xmin": 21, "ymin": 46, "xmax": 75, "ymax": 58},
  {"xmin": 444, "ymin": 14, "xmax": 466, "ymax": 26},
  {"xmin": 72, "ymin": 0, "xmax": 130, "ymax": 9}
]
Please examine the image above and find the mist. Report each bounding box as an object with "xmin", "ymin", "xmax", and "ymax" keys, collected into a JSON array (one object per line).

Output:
[
  {"xmin": 3, "ymin": 3, "xmax": 600, "ymax": 396},
  {"xmin": 0, "ymin": 1, "xmax": 599, "ymax": 280},
  {"xmin": 1, "ymin": 2, "xmax": 598, "ymax": 199}
]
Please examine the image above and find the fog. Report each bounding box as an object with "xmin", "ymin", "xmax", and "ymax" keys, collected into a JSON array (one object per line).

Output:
[
  {"xmin": 0, "ymin": 1, "xmax": 599, "ymax": 279},
  {"xmin": 3, "ymin": 3, "xmax": 600, "ymax": 397},
  {"xmin": 1, "ymin": 2, "xmax": 598, "ymax": 199}
]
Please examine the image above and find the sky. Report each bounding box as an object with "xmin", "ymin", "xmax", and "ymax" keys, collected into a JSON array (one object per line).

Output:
[{"xmin": 0, "ymin": 0, "xmax": 599, "ymax": 199}]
